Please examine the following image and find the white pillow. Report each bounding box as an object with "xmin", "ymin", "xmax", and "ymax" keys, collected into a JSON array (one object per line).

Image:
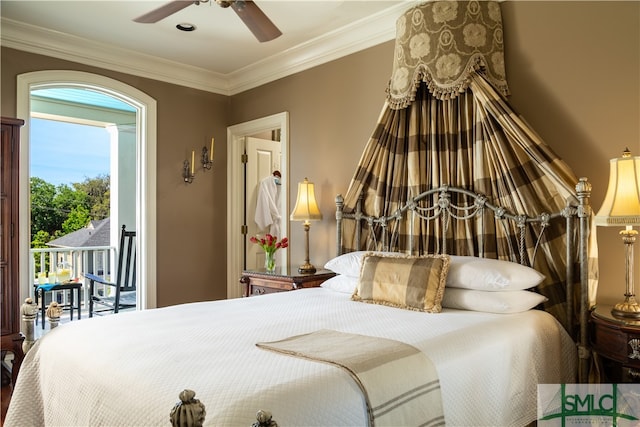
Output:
[
  {"xmin": 320, "ymin": 275, "xmax": 358, "ymax": 294},
  {"xmin": 441, "ymin": 288, "xmax": 548, "ymax": 314},
  {"xmin": 324, "ymin": 251, "xmax": 396, "ymax": 277},
  {"xmin": 446, "ymin": 256, "xmax": 545, "ymax": 291},
  {"xmin": 325, "ymin": 252, "xmax": 545, "ymax": 291},
  {"xmin": 324, "ymin": 251, "xmax": 365, "ymax": 277}
]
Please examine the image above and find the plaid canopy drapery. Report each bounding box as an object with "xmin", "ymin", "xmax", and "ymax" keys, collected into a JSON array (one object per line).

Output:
[{"xmin": 340, "ymin": 1, "xmax": 598, "ymax": 336}]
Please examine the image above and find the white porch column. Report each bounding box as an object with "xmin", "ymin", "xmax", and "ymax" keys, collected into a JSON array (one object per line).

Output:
[{"xmin": 107, "ymin": 123, "xmax": 137, "ymax": 260}]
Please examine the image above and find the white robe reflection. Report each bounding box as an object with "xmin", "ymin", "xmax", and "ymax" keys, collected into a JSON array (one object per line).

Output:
[{"xmin": 255, "ymin": 175, "xmax": 281, "ymax": 237}]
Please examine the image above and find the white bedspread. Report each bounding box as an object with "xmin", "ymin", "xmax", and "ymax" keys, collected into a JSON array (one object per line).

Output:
[{"xmin": 6, "ymin": 288, "xmax": 575, "ymax": 427}]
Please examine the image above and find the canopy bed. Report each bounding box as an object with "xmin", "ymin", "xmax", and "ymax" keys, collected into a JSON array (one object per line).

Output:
[
  {"xmin": 5, "ymin": 179, "xmax": 591, "ymax": 426},
  {"xmin": 5, "ymin": 1, "xmax": 598, "ymax": 426}
]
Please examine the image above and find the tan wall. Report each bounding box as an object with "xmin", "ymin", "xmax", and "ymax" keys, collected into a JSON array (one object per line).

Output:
[
  {"xmin": 1, "ymin": 47, "xmax": 232, "ymax": 305},
  {"xmin": 229, "ymin": 42, "xmax": 393, "ymax": 273},
  {"xmin": 230, "ymin": 1, "xmax": 640, "ymax": 306},
  {"xmin": 2, "ymin": 1, "xmax": 638, "ymax": 307},
  {"xmin": 503, "ymin": 1, "xmax": 639, "ymax": 306}
]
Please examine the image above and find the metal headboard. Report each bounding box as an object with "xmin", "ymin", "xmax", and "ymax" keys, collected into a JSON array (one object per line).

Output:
[{"xmin": 335, "ymin": 178, "xmax": 592, "ymax": 382}]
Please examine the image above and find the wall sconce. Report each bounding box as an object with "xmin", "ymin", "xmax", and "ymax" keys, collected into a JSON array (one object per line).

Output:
[
  {"xmin": 202, "ymin": 138, "xmax": 214, "ymax": 170},
  {"xmin": 290, "ymin": 178, "xmax": 322, "ymax": 273},
  {"xmin": 595, "ymin": 148, "xmax": 640, "ymax": 318},
  {"xmin": 183, "ymin": 150, "xmax": 195, "ymax": 184}
]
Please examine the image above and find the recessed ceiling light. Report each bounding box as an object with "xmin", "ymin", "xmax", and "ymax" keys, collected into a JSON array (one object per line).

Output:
[{"xmin": 176, "ymin": 23, "xmax": 196, "ymax": 32}]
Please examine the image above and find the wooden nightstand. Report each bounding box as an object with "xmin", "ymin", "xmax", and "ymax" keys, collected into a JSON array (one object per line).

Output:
[
  {"xmin": 590, "ymin": 304, "xmax": 640, "ymax": 383},
  {"xmin": 239, "ymin": 267, "xmax": 336, "ymax": 297}
]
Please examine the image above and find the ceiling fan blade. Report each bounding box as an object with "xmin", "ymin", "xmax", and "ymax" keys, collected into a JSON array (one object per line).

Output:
[
  {"xmin": 230, "ymin": 1, "xmax": 282, "ymax": 43},
  {"xmin": 134, "ymin": 1, "xmax": 194, "ymax": 23}
]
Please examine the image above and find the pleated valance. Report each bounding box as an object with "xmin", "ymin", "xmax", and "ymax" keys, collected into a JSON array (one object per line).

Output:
[{"xmin": 387, "ymin": 0, "xmax": 510, "ymax": 109}]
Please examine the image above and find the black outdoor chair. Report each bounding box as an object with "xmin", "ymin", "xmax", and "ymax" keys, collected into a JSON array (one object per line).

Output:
[{"xmin": 83, "ymin": 224, "xmax": 136, "ymax": 317}]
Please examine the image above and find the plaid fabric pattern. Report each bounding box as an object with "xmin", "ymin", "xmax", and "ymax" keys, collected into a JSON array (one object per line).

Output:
[
  {"xmin": 353, "ymin": 253, "xmax": 450, "ymax": 313},
  {"xmin": 342, "ymin": 73, "xmax": 598, "ymax": 333}
]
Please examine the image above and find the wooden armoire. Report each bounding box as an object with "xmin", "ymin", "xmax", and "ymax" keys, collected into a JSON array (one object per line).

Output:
[{"xmin": 1, "ymin": 117, "xmax": 25, "ymax": 387}]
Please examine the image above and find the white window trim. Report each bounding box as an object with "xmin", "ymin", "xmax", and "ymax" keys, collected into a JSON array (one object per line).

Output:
[{"xmin": 17, "ymin": 70, "xmax": 157, "ymax": 310}]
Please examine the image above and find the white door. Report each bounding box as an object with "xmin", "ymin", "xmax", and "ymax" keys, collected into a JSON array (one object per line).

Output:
[
  {"xmin": 226, "ymin": 112, "xmax": 289, "ymax": 299},
  {"xmin": 245, "ymin": 136, "xmax": 285, "ymax": 270}
]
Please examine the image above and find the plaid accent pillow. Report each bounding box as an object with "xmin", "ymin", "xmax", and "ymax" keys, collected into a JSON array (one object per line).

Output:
[{"xmin": 352, "ymin": 253, "xmax": 450, "ymax": 313}]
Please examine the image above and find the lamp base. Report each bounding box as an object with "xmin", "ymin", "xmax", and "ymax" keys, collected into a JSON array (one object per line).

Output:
[
  {"xmin": 298, "ymin": 263, "xmax": 316, "ymax": 274},
  {"xmin": 611, "ymin": 296, "xmax": 640, "ymax": 319}
]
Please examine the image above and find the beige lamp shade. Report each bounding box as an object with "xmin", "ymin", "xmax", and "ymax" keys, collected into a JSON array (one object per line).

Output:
[
  {"xmin": 595, "ymin": 149, "xmax": 640, "ymax": 227},
  {"xmin": 290, "ymin": 178, "xmax": 322, "ymax": 221}
]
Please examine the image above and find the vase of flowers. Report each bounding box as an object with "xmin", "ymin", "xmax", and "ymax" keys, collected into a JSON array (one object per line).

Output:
[
  {"xmin": 250, "ymin": 234, "xmax": 288, "ymax": 272},
  {"xmin": 264, "ymin": 251, "xmax": 277, "ymax": 272}
]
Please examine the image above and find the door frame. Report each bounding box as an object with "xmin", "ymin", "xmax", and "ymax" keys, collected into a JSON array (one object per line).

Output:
[
  {"xmin": 16, "ymin": 70, "xmax": 157, "ymax": 310},
  {"xmin": 226, "ymin": 112, "xmax": 289, "ymax": 299}
]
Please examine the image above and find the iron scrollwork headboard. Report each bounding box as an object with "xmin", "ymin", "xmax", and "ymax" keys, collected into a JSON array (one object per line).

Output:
[
  {"xmin": 335, "ymin": 178, "xmax": 592, "ymax": 382},
  {"xmin": 338, "ymin": 186, "xmax": 566, "ymax": 264}
]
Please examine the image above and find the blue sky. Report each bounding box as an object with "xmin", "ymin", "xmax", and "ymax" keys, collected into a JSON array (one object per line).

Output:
[{"xmin": 30, "ymin": 117, "xmax": 110, "ymax": 186}]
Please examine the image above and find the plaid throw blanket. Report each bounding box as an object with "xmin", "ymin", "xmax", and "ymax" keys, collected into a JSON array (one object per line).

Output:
[{"xmin": 257, "ymin": 329, "xmax": 445, "ymax": 427}]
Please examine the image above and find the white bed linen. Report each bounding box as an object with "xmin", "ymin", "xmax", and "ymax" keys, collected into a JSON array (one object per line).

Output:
[{"xmin": 6, "ymin": 288, "xmax": 575, "ymax": 427}]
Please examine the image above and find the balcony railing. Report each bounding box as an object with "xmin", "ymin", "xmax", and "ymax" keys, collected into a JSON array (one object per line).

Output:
[{"xmin": 30, "ymin": 245, "xmax": 116, "ymax": 315}]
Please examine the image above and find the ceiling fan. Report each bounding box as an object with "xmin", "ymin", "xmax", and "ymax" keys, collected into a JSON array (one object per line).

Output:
[{"xmin": 134, "ymin": 0, "xmax": 282, "ymax": 43}]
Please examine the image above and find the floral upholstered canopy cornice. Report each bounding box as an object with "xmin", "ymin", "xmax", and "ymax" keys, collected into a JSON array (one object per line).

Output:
[{"xmin": 387, "ymin": 0, "xmax": 509, "ymax": 109}]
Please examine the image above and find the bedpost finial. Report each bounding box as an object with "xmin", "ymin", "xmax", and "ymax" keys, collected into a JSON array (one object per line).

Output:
[
  {"xmin": 46, "ymin": 302, "xmax": 63, "ymax": 329},
  {"xmin": 336, "ymin": 194, "xmax": 344, "ymax": 220},
  {"xmin": 21, "ymin": 297, "xmax": 38, "ymax": 319},
  {"xmin": 575, "ymin": 177, "xmax": 591, "ymax": 196},
  {"xmin": 170, "ymin": 389, "xmax": 206, "ymax": 427},
  {"xmin": 575, "ymin": 177, "xmax": 592, "ymax": 217},
  {"xmin": 252, "ymin": 410, "xmax": 278, "ymax": 427}
]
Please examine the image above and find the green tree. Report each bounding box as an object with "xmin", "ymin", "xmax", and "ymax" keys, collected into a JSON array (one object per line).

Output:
[
  {"xmin": 30, "ymin": 177, "xmax": 59, "ymax": 238},
  {"xmin": 54, "ymin": 183, "xmax": 88, "ymax": 218},
  {"xmin": 31, "ymin": 229, "xmax": 52, "ymax": 249},
  {"xmin": 62, "ymin": 205, "xmax": 91, "ymax": 234},
  {"xmin": 31, "ymin": 230, "xmax": 52, "ymax": 272},
  {"xmin": 30, "ymin": 175, "xmax": 110, "ymax": 247},
  {"xmin": 75, "ymin": 175, "xmax": 110, "ymax": 219}
]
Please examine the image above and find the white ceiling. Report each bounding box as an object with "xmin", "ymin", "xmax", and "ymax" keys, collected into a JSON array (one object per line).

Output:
[{"xmin": 1, "ymin": 1, "xmax": 418, "ymax": 95}]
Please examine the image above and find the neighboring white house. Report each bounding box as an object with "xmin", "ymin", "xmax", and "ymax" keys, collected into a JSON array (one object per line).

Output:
[
  {"xmin": 46, "ymin": 218, "xmax": 112, "ymax": 277},
  {"xmin": 47, "ymin": 218, "xmax": 110, "ymax": 249}
]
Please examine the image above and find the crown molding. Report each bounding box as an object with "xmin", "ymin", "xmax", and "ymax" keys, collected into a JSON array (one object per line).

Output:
[
  {"xmin": 225, "ymin": 3, "xmax": 407, "ymax": 94},
  {"xmin": 1, "ymin": 18, "xmax": 230, "ymax": 95},
  {"xmin": 1, "ymin": 2, "xmax": 409, "ymax": 96}
]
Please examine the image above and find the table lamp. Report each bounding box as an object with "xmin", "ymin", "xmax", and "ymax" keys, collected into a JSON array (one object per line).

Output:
[
  {"xmin": 595, "ymin": 148, "xmax": 640, "ymax": 318},
  {"xmin": 290, "ymin": 178, "xmax": 322, "ymax": 273}
]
